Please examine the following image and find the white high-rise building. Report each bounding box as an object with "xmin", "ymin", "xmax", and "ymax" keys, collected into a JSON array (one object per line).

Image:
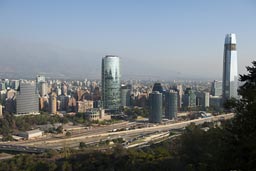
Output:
[
  {"xmin": 222, "ymin": 33, "xmax": 238, "ymax": 101},
  {"xmin": 39, "ymin": 82, "xmax": 48, "ymax": 97},
  {"xmin": 36, "ymin": 75, "xmax": 46, "ymax": 95},
  {"xmin": 36, "ymin": 75, "xmax": 45, "ymax": 83}
]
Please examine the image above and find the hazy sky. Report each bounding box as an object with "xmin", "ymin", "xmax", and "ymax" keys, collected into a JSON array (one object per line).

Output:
[{"xmin": 0, "ymin": 0, "xmax": 255, "ymax": 80}]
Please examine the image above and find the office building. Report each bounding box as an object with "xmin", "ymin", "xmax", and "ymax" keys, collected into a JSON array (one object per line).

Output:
[
  {"xmin": 101, "ymin": 55, "xmax": 121, "ymax": 112},
  {"xmin": 36, "ymin": 75, "xmax": 45, "ymax": 83},
  {"xmin": 149, "ymin": 91, "xmax": 162, "ymax": 123},
  {"xmin": 182, "ymin": 88, "xmax": 196, "ymax": 109},
  {"xmin": 10, "ymin": 80, "xmax": 20, "ymax": 90},
  {"xmin": 16, "ymin": 82, "xmax": 39, "ymax": 115},
  {"xmin": 211, "ymin": 80, "xmax": 222, "ymax": 96},
  {"xmin": 222, "ymin": 33, "xmax": 238, "ymax": 101},
  {"xmin": 61, "ymin": 82, "xmax": 68, "ymax": 96},
  {"xmin": 67, "ymin": 96, "xmax": 76, "ymax": 112},
  {"xmin": 210, "ymin": 96, "xmax": 222, "ymax": 111},
  {"xmin": 58, "ymin": 95, "xmax": 68, "ymax": 111},
  {"xmin": 39, "ymin": 81, "xmax": 48, "ymax": 97},
  {"xmin": 92, "ymin": 86, "xmax": 101, "ymax": 101},
  {"xmin": 202, "ymin": 92, "xmax": 210, "ymax": 109},
  {"xmin": 152, "ymin": 83, "xmax": 164, "ymax": 93},
  {"xmin": 174, "ymin": 84, "xmax": 183, "ymax": 110},
  {"xmin": 50, "ymin": 94, "xmax": 57, "ymax": 114},
  {"xmin": 121, "ymin": 84, "xmax": 131, "ymax": 107},
  {"xmin": 152, "ymin": 82, "xmax": 165, "ymax": 110},
  {"xmin": 165, "ymin": 90, "xmax": 178, "ymax": 120},
  {"xmin": 0, "ymin": 82, "xmax": 6, "ymax": 91},
  {"xmin": 36, "ymin": 75, "xmax": 46, "ymax": 94},
  {"xmin": 39, "ymin": 96, "xmax": 48, "ymax": 111},
  {"xmin": 77, "ymin": 100, "xmax": 93, "ymax": 113}
]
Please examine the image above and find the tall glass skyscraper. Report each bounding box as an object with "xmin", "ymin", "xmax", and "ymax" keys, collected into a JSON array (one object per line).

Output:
[
  {"xmin": 165, "ymin": 90, "xmax": 178, "ymax": 120},
  {"xmin": 101, "ymin": 55, "xmax": 121, "ymax": 112},
  {"xmin": 149, "ymin": 91, "xmax": 162, "ymax": 123},
  {"xmin": 222, "ymin": 33, "xmax": 238, "ymax": 101}
]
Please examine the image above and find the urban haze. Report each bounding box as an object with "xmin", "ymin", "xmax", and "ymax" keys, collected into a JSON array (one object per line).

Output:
[{"xmin": 0, "ymin": 1, "xmax": 255, "ymax": 80}]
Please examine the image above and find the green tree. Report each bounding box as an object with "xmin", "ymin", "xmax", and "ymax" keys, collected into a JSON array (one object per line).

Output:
[
  {"xmin": 226, "ymin": 61, "xmax": 256, "ymax": 170},
  {"xmin": 56, "ymin": 125, "xmax": 63, "ymax": 134},
  {"xmin": 62, "ymin": 161, "xmax": 72, "ymax": 171},
  {"xmin": 79, "ymin": 142, "xmax": 87, "ymax": 149},
  {"xmin": 65, "ymin": 131, "xmax": 71, "ymax": 137}
]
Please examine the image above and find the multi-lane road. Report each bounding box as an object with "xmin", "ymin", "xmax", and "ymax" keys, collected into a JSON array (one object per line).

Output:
[
  {"xmin": 0, "ymin": 113, "xmax": 234, "ymax": 152},
  {"xmin": 0, "ymin": 144, "xmax": 47, "ymax": 153}
]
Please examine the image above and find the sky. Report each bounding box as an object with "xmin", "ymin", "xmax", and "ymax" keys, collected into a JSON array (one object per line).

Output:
[{"xmin": 0, "ymin": 0, "xmax": 255, "ymax": 80}]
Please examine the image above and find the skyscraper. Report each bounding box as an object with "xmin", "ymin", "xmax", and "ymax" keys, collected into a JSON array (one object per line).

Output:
[
  {"xmin": 39, "ymin": 81, "xmax": 48, "ymax": 97},
  {"xmin": 165, "ymin": 90, "xmax": 178, "ymax": 120},
  {"xmin": 211, "ymin": 80, "xmax": 222, "ymax": 96},
  {"xmin": 201, "ymin": 92, "xmax": 210, "ymax": 110},
  {"xmin": 152, "ymin": 83, "xmax": 164, "ymax": 93},
  {"xmin": 101, "ymin": 55, "xmax": 121, "ymax": 112},
  {"xmin": 36, "ymin": 75, "xmax": 45, "ymax": 83},
  {"xmin": 50, "ymin": 93, "xmax": 57, "ymax": 114},
  {"xmin": 149, "ymin": 91, "xmax": 162, "ymax": 123},
  {"xmin": 121, "ymin": 84, "xmax": 131, "ymax": 107},
  {"xmin": 222, "ymin": 33, "xmax": 238, "ymax": 101},
  {"xmin": 36, "ymin": 75, "xmax": 45, "ymax": 94},
  {"xmin": 182, "ymin": 88, "xmax": 196, "ymax": 109},
  {"xmin": 174, "ymin": 84, "xmax": 183, "ymax": 110},
  {"xmin": 16, "ymin": 82, "xmax": 39, "ymax": 115}
]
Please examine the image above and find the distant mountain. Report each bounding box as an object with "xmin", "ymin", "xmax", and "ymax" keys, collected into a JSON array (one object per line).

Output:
[{"xmin": 0, "ymin": 40, "xmax": 219, "ymax": 80}]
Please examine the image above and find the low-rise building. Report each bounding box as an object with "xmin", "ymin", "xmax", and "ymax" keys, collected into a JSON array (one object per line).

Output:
[
  {"xmin": 19, "ymin": 129, "xmax": 44, "ymax": 139},
  {"xmin": 85, "ymin": 109, "xmax": 111, "ymax": 121}
]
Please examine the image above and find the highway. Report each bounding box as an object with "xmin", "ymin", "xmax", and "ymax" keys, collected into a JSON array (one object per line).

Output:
[
  {"xmin": 0, "ymin": 113, "xmax": 234, "ymax": 151},
  {"xmin": 0, "ymin": 144, "xmax": 47, "ymax": 153}
]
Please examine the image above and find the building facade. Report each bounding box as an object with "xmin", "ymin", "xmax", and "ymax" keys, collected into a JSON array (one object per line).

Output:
[
  {"xmin": 165, "ymin": 90, "xmax": 178, "ymax": 120},
  {"xmin": 201, "ymin": 92, "xmax": 210, "ymax": 109},
  {"xmin": 101, "ymin": 55, "xmax": 121, "ymax": 112},
  {"xmin": 121, "ymin": 84, "xmax": 131, "ymax": 107},
  {"xmin": 182, "ymin": 88, "xmax": 196, "ymax": 109},
  {"xmin": 36, "ymin": 75, "xmax": 45, "ymax": 94},
  {"xmin": 39, "ymin": 81, "xmax": 48, "ymax": 97},
  {"xmin": 211, "ymin": 80, "xmax": 222, "ymax": 96},
  {"xmin": 16, "ymin": 82, "xmax": 39, "ymax": 115},
  {"xmin": 174, "ymin": 84, "xmax": 183, "ymax": 110},
  {"xmin": 77, "ymin": 100, "xmax": 93, "ymax": 113},
  {"xmin": 149, "ymin": 91, "xmax": 162, "ymax": 123},
  {"xmin": 85, "ymin": 109, "xmax": 111, "ymax": 121},
  {"xmin": 222, "ymin": 33, "xmax": 238, "ymax": 101},
  {"xmin": 50, "ymin": 94, "xmax": 57, "ymax": 114}
]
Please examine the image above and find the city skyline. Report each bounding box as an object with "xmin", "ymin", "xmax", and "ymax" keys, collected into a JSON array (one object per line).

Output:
[{"xmin": 0, "ymin": 1, "xmax": 255, "ymax": 80}]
